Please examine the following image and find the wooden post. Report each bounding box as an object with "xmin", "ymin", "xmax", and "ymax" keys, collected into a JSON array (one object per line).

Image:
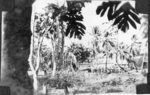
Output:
[
  {"xmin": 136, "ymin": 0, "xmax": 150, "ymax": 84},
  {"xmin": 148, "ymin": 0, "xmax": 150, "ymax": 85},
  {"xmin": 0, "ymin": 0, "xmax": 14, "ymax": 82},
  {"xmin": 136, "ymin": 0, "xmax": 150, "ymax": 94}
]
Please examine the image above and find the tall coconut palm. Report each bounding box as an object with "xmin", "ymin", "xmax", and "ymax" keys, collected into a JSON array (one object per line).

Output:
[
  {"xmin": 116, "ymin": 42, "xmax": 130, "ymax": 72},
  {"xmin": 128, "ymin": 35, "xmax": 141, "ymax": 57},
  {"xmin": 101, "ymin": 24, "xmax": 118, "ymax": 72},
  {"xmin": 89, "ymin": 26, "xmax": 102, "ymax": 67},
  {"xmin": 91, "ymin": 26, "xmax": 102, "ymax": 54},
  {"xmin": 126, "ymin": 35, "xmax": 142, "ymax": 71},
  {"xmin": 102, "ymin": 35, "xmax": 116, "ymax": 72},
  {"xmin": 90, "ymin": 24, "xmax": 117, "ymax": 72}
]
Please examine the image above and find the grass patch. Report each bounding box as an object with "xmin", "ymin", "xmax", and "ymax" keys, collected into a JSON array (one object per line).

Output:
[{"xmin": 107, "ymin": 88, "xmax": 123, "ymax": 93}]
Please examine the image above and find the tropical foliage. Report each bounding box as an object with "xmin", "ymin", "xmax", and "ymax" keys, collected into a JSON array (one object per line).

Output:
[
  {"xmin": 139, "ymin": 14, "xmax": 148, "ymax": 38},
  {"xmin": 3, "ymin": 1, "xmax": 147, "ymax": 95},
  {"xmin": 96, "ymin": 1, "xmax": 141, "ymax": 32}
]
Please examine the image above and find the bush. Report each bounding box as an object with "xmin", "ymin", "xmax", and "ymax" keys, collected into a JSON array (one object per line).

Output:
[
  {"xmin": 102, "ymin": 78, "xmax": 123, "ymax": 86},
  {"xmin": 46, "ymin": 70, "xmax": 85, "ymax": 89},
  {"xmin": 125, "ymin": 78, "xmax": 137, "ymax": 85}
]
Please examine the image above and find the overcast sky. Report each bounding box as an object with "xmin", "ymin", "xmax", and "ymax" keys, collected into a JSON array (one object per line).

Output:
[
  {"xmin": 65, "ymin": 1, "xmax": 144, "ymax": 47},
  {"xmin": 33, "ymin": 0, "xmax": 147, "ymax": 49}
]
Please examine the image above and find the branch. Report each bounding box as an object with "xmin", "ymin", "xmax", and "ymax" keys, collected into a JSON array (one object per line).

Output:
[
  {"xmin": 35, "ymin": 26, "xmax": 52, "ymax": 73},
  {"xmin": 28, "ymin": 3, "xmax": 37, "ymax": 76},
  {"xmin": 28, "ymin": 35, "xmax": 37, "ymax": 76},
  {"xmin": 116, "ymin": 52, "xmax": 129, "ymax": 73}
]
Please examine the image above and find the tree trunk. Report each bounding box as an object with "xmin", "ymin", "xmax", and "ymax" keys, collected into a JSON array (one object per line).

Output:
[
  {"xmin": 51, "ymin": 45, "xmax": 57, "ymax": 77},
  {"xmin": 50, "ymin": 32, "xmax": 57, "ymax": 77},
  {"xmin": 52, "ymin": 60, "xmax": 57, "ymax": 77},
  {"xmin": 71, "ymin": 59, "xmax": 75, "ymax": 73},
  {"xmin": 35, "ymin": 37, "xmax": 41, "ymax": 73},
  {"xmin": 33, "ymin": 75, "xmax": 47, "ymax": 95},
  {"xmin": 42, "ymin": 84, "xmax": 48, "ymax": 95},
  {"xmin": 28, "ymin": 35, "xmax": 40, "ymax": 95},
  {"xmin": 116, "ymin": 52, "xmax": 128, "ymax": 73},
  {"xmin": 106, "ymin": 52, "xmax": 108, "ymax": 73},
  {"xmin": 60, "ymin": 27, "xmax": 65, "ymax": 70},
  {"xmin": 33, "ymin": 75, "xmax": 40, "ymax": 95},
  {"xmin": 105, "ymin": 40, "xmax": 108, "ymax": 73},
  {"xmin": 56, "ymin": 15, "xmax": 63, "ymax": 70}
]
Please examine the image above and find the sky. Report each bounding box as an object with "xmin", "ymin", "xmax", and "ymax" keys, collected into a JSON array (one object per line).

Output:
[
  {"xmin": 65, "ymin": 1, "xmax": 144, "ymax": 47},
  {"xmin": 33, "ymin": 0, "xmax": 147, "ymax": 50}
]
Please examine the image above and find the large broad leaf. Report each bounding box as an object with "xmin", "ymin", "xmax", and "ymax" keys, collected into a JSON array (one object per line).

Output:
[
  {"xmin": 65, "ymin": 21, "xmax": 86, "ymax": 39},
  {"xmin": 96, "ymin": 1, "xmax": 121, "ymax": 20},
  {"xmin": 112, "ymin": 2, "xmax": 140, "ymax": 32},
  {"xmin": 96, "ymin": 2, "xmax": 140, "ymax": 32},
  {"xmin": 61, "ymin": 1, "xmax": 90, "ymax": 39}
]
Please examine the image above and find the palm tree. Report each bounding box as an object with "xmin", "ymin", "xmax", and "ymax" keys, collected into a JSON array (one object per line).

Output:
[
  {"xmin": 29, "ymin": 1, "xmax": 90, "ymax": 94},
  {"xmin": 90, "ymin": 24, "xmax": 117, "ymax": 73},
  {"xmin": 96, "ymin": 1, "xmax": 141, "ymax": 32},
  {"xmin": 115, "ymin": 42, "xmax": 130, "ymax": 72},
  {"xmin": 101, "ymin": 24, "xmax": 118, "ymax": 72},
  {"xmin": 126, "ymin": 35, "xmax": 141, "ymax": 71},
  {"xmin": 128, "ymin": 35, "xmax": 141, "ymax": 56},
  {"xmin": 91, "ymin": 26, "xmax": 102, "ymax": 54},
  {"xmin": 102, "ymin": 35, "xmax": 116, "ymax": 72}
]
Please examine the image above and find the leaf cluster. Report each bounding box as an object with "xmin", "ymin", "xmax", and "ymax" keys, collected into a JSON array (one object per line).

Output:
[
  {"xmin": 67, "ymin": 43, "xmax": 91, "ymax": 63},
  {"xmin": 60, "ymin": 1, "xmax": 91, "ymax": 39},
  {"xmin": 96, "ymin": 1, "xmax": 140, "ymax": 32}
]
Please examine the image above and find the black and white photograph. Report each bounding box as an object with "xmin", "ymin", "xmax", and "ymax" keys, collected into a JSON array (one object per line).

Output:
[{"xmin": 0, "ymin": 0, "xmax": 149, "ymax": 95}]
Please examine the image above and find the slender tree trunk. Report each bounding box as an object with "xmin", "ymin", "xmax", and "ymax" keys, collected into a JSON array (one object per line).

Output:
[
  {"xmin": 28, "ymin": 34, "xmax": 40, "ymax": 95},
  {"xmin": 35, "ymin": 37, "xmax": 41, "ymax": 73},
  {"xmin": 51, "ymin": 39, "xmax": 57, "ymax": 78},
  {"xmin": 105, "ymin": 40, "xmax": 108, "ymax": 73},
  {"xmin": 29, "ymin": 6, "xmax": 48, "ymax": 95},
  {"xmin": 105, "ymin": 53, "xmax": 108, "ymax": 73},
  {"xmin": 28, "ymin": 35, "xmax": 44, "ymax": 95},
  {"xmin": 29, "ymin": 5, "xmax": 41, "ymax": 95},
  {"xmin": 56, "ymin": 15, "xmax": 64, "ymax": 70},
  {"xmin": 60, "ymin": 27, "xmax": 65, "ymax": 70},
  {"xmin": 71, "ymin": 59, "xmax": 75, "ymax": 73},
  {"xmin": 52, "ymin": 53, "xmax": 57, "ymax": 77},
  {"xmin": 116, "ymin": 52, "xmax": 128, "ymax": 73},
  {"xmin": 50, "ymin": 32, "xmax": 57, "ymax": 78},
  {"xmin": 33, "ymin": 75, "xmax": 40, "ymax": 95}
]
